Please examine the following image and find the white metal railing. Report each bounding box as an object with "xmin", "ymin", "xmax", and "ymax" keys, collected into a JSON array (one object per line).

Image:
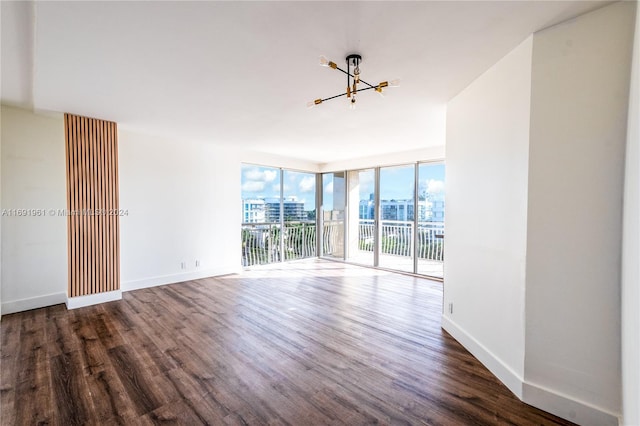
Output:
[
  {"xmin": 242, "ymin": 219, "xmax": 443, "ymax": 267},
  {"xmin": 355, "ymin": 219, "xmax": 444, "ymax": 261},
  {"xmin": 323, "ymin": 220, "xmax": 344, "ymax": 257},
  {"xmin": 416, "ymin": 221, "xmax": 445, "ymax": 262},
  {"xmin": 283, "ymin": 222, "xmax": 316, "ymax": 260},
  {"xmin": 242, "ymin": 222, "xmax": 317, "ymax": 266}
]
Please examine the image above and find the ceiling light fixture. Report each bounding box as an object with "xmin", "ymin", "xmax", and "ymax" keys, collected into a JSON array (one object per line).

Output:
[{"xmin": 307, "ymin": 54, "xmax": 399, "ymax": 110}]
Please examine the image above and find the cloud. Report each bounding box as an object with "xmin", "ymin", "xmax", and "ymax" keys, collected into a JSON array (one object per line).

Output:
[
  {"xmin": 242, "ymin": 167, "xmax": 281, "ymax": 196},
  {"xmin": 324, "ymin": 181, "xmax": 333, "ymax": 194},
  {"xmin": 242, "ymin": 181, "xmax": 265, "ymax": 192},
  {"xmin": 244, "ymin": 168, "xmax": 263, "ymax": 180},
  {"xmin": 244, "ymin": 168, "xmax": 278, "ymax": 183},
  {"xmin": 263, "ymin": 170, "xmax": 278, "ymax": 183},
  {"xmin": 426, "ymin": 179, "xmax": 444, "ymax": 194},
  {"xmin": 299, "ymin": 176, "xmax": 315, "ymax": 192}
]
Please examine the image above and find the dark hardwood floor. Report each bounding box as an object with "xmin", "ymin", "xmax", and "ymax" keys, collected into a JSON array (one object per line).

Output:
[{"xmin": 1, "ymin": 260, "xmax": 576, "ymax": 425}]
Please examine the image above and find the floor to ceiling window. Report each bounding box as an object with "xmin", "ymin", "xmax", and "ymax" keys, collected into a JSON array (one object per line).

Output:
[
  {"xmin": 241, "ymin": 164, "xmax": 316, "ymax": 266},
  {"xmin": 283, "ymin": 169, "xmax": 316, "ymax": 260},
  {"xmin": 321, "ymin": 172, "xmax": 346, "ymax": 259},
  {"xmin": 346, "ymin": 169, "xmax": 376, "ymax": 266},
  {"xmin": 417, "ymin": 162, "xmax": 445, "ymax": 276},
  {"xmin": 321, "ymin": 162, "xmax": 445, "ymax": 279},
  {"xmin": 379, "ymin": 164, "xmax": 416, "ymax": 273},
  {"xmin": 241, "ymin": 162, "xmax": 444, "ymax": 279}
]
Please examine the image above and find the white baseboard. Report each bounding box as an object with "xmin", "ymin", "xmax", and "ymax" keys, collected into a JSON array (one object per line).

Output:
[
  {"xmin": 66, "ymin": 290, "xmax": 122, "ymax": 310},
  {"xmin": 442, "ymin": 315, "xmax": 621, "ymax": 426},
  {"xmin": 121, "ymin": 266, "xmax": 241, "ymax": 292},
  {"xmin": 1, "ymin": 292, "xmax": 67, "ymax": 315},
  {"xmin": 1, "ymin": 267, "xmax": 241, "ymax": 315},
  {"xmin": 441, "ymin": 315, "xmax": 524, "ymax": 398},
  {"xmin": 523, "ymin": 382, "xmax": 620, "ymax": 426}
]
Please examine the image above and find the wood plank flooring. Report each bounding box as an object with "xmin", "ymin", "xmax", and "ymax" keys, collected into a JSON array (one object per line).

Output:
[{"xmin": 1, "ymin": 260, "xmax": 576, "ymax": 425}]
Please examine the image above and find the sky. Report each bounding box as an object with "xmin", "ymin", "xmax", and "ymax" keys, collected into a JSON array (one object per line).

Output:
[{"xmin": 241, "ymin": 163, "xmax": 445, "ymax": 212}]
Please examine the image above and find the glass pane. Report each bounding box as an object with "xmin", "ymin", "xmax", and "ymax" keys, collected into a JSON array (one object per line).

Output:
[
  {"xmin": 379, "ymin": 165, "xmax": 415, "ymax": 273},
  {"xmin": 346, "ymin": 169, "xmax": 375, "ymax": 266},
  {"xmin": 417, "ymin": 162, "xmax": 445, "ymax": 278},
  {"xmin": 322, "ymin": 172, "xmax": 345, "ymax": 259},
  {"xmin": 283, "ymin": 170, "xmax": 316, "ymax": 260},
  {"xmin": 241, "ymin": 164, "xmax": 281, "ymax": 266}
]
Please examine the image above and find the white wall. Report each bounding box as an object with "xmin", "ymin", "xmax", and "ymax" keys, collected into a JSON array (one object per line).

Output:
[
  {"xmin": 444, "ymin": 3, "xmax": 635, "ymax": 425},
  {"xmin": 622, "ymin": 2, "xmax": 640, "ymax": 425},
  {"xmin": 119, "ymin": 129, "xmax": 242, "ymax": 291},
  {"xmin": 443, "ymin": 36, "xmax": 533, "ymax": 397},
  {"xmin": 0, "ymin": 108, "xmax": 244, "ymax": 313},
  {"xmin": 524, "ymin": 4, "xmax": 635, "ymax": 423},
  {"xmin": 0, "ymin": 105, "xmax": 67, "ymax": 314},
  {"xmin": 0, "ymin": 105, "xmax": 2, "ymax": 317}
]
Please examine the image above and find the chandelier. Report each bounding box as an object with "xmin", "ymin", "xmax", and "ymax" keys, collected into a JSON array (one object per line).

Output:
[{"xmin": 307, "ymin": 54, "xmax": 399, "ymax": 109}]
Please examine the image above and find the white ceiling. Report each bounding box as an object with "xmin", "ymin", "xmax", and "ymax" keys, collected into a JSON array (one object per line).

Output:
[{"xmin": 1, "ymin": 1, "xmax": 611, "ymax": 164}]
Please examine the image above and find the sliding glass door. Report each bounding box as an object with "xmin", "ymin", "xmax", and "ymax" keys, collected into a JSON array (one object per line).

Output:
[
  {"xmin": 417, "ymin": 163, "xmax": 445, "ymax": 277},
  {"xmin": 241, "ymin": 164, "xmax": 317, "ymax": 266},
  {"xmin": 321, "ymin": 172, "xmax": 345, "ymax": 259},
  {"xmin": 241, "ymin": 165, "xmax": 281, "ymax": 266},
  {"xmin": 379, "ymin": 165, "xmax": 416, "ymax": 273},
  {"xmin": 283, "ymin": 170, "xmax": 316, "ymax": 261},
  {"xmin": 323, "ymin": 162, "xmax": 445, "ymax": 279},
  {"xmin": 243, "ymin": 162, "xmax": 445, "ymax": 279},
  {"xmin": 346, "ymin": 169, "xmax": 376, "ymax": 266}
]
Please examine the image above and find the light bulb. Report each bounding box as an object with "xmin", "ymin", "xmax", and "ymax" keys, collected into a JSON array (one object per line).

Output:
[
  {"xmin": 375, "ymin": 86, "xmax": 385, "ymax": 97},
  {"xmin": 389, "ymin": 79, "xmax": 401, "ymax": 87},
  {"xmin": 349, "ymin": 96, "xmax": 357, "ymax": 110},
  {"xmin": 307, "ymin": 99, "xmax": 322, "ymax": 108},
  {"xmin": 319, "ymin": 56, "xmax": 337, "ymax": 69}
]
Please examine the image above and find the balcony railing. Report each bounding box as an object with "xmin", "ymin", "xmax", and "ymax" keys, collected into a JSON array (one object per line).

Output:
[
  {"xmin": 323, "ymin": 220, "xmax": 344, "ymax": 257},
  {"xmin": 358, "ymin": 219, "xmax": 445, "ymax": 261},
  {"xmin": 241, "ymin": 222, "xmax": 316, "ymax": 266},
  {"xmin": 242, "ymin": 219, "xmax": 444, "ymax": 268}
]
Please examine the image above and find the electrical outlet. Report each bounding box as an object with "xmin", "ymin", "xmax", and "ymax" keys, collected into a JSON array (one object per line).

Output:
[
  {"xmin": 181, "ymin": 261, "xmax": 186, "ymax": 270},
  {"xmin": 195, "ymin": 260, "xmax": 200, "ymax": 267},
  {"xmin": 449, "ymin": 302, "xmax": 453, "ymax": 314}
]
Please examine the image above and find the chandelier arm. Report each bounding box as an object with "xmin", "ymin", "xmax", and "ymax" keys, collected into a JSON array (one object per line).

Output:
[
  {"xmin": 347, "ymin": 60, "xmax": 351, "ymax": 95},
  {"xmin": 332, "ymin": 65, "xmax": 377, "ymax": 89},
  {"xmin": 321, "ymin": 92, "xmax": 349, "ymax": 102},
  {"xmin": 319, "ymin": 85, "xmax": 378, "ymax": 103}
]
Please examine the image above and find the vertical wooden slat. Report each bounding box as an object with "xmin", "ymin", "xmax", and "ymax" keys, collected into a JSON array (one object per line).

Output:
[
  {"xmin": 72, "ymin": 115, "xmax": 79, "ymax": 298},
  {"xmin": 75, "ymin": 115, "xmax": 81, "ymax": 298},
  {"xmin": 78, "ymin": 116, "xmax": 85, "ymax": 298},
  {"xmin": 110, "ymin": 121, "xmax": 116, "ymax": 292},
  {"xmin": 64, "ymin": 113, "xmax": 119, "ymax": 298},
  {"xmin": 107, "ymin": 121, "xmax": 117, "ymax": 292},
  {"xmin": 89, "ymin": 118, "xmax": 96, "ymax": 295},
  {"xmin": 97, "ymin": 120, "xmax": 104, "ymax": 294},
  {"xmin": 106, "ymin": 121, "xmax": 113, "ymax": 293},
  {"xmin": 64, "ymin": 115, "xmax": 72, "ymax": 298},
  {"xmin": 104, "ymin": 122, "xmax": 113, "ymax": 292},
  {"xmin": 112, "ymin": 122, "xmax": 120, "ymax": 292},
  {"xmin": 81, "ymin": 116, "xmax": 88, "ymax": 297},
  {"xmin": 85, "ymin": 117, "xmax": 91, "ymax": 296}
]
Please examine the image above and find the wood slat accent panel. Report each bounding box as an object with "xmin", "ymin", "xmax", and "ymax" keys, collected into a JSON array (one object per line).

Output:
[{"xmin": 64, "ymin": 113, "xmax": 120, "ymax": 297}]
